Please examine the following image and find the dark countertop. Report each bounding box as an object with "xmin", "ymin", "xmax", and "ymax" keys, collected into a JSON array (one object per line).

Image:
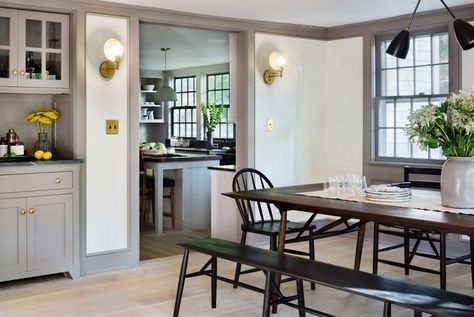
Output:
[
  {"xmin": 0, "ymin": 159, "xmax": 84, "ymax": 167},
  {"xmin": 143, "ymin": 153, "xmax": 221, "ymax": 163},
  {"xmin": 208, "ymin": 165, "xmax": 236, "ymax": 172},
  {"xmin": 175, "ymin": 147, "xmax": 231, "ymax": 154}
]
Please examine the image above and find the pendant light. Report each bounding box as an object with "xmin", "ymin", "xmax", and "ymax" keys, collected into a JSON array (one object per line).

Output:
[
  {"xmin": 155, "ymin": 48, "xmax": 177, "ymax": 102},
  {"xmin": 387, "ymin": 0, "xmax": 474, "ymax": 59},
  {"xmin": 386, "ymin": 0, "xmax": 421, "ymax": 59}
]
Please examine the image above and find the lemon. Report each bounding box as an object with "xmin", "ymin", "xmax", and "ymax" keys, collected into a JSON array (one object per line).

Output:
[
  {"xmin": 34, "ymin": 150, "xmax": 44, "ymax": 160},
  {"xmin": 42, "ymin": 151, "xmax": 52, "ymax": 160}
]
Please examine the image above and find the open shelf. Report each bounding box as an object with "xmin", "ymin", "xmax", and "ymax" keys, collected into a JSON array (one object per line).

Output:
[{"xmin": 140, "ymin": 119, "xmax": 165, "ymax": 124}]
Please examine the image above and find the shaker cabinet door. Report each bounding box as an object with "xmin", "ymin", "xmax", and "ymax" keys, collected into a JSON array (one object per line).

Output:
[
  {"xmin": 0, "ymin": 8, "xmax": 18, "ymax": 87},
  {"xmin": 26, "ymin": 194, "xmax": 73, "ymax": 272},
  {"xmin": 0, "ymin": 198, "xmax": 27, "ymax": 276}
]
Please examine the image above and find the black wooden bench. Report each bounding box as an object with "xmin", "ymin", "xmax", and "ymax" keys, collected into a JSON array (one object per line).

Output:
[{"xmin": 173, "ymin": 238, "xmax": 474, "ymax": 317}]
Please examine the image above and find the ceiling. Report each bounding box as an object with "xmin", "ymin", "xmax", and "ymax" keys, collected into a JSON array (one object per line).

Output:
[
  {"xmin": 104, "ymin": 0, "xmax": 474, "ymax": 27},
  {"xmin": 139, "ymin": 24, "xmax": 229, "ymax": 72}
]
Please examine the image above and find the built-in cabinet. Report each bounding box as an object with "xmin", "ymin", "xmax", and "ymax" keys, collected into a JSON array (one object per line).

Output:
[
  {"xmin": 0, "ymin": 8, "xmax": 69, "ymax": 93},
  {"xmin": 140, "ymin": 77, "xmax": 165, "ymax": 123},
  {"xmin": 0, "ymin": 163, "xmax": 80, "ymax": 282}
]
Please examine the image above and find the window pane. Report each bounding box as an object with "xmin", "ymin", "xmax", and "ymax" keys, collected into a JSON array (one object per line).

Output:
[
  {"xmin": 0, "ymin": 50, "xmax": 10, "ymax": 78},
  {"xmin": 396, "ymin": 129, "xmax": 410, "ymax": 157},
  {"xmin": 25, "ymin": 51, "xmax": 42, "ymax": 79},
  {"xmin": 46, "ymin": 21, "xmax": 61, "ymax": 49},
  {"xmin": 223, "ymin": 90, "xmax": 230, "ymax": 105},
  {"xmin": 399, "ymin": 68, "xmax": 414, "ymax": 95},
  {"xmin": 415, "ymin": 36, "xmax": 431, "ymax": 66},
  {"xmin": 208, "ymin": 91, "xmax": 215, "ymax": 104},
  {"xmin": 430, "ymin": 97, "xmax": 447, "ymax": 106},
  {"xmin": 26, "ymin": 20, "xmax": 42, "ymax": 48},
  {"xmin": 175, "ymin": 79, "xmax": 181, "ymax": 92},
  {"xmin": 378, "ymin": 129, "xmax": 394, "ymax": 157},
  {"xmin": 433, "ymin": 33, "xmax": 448, "ymax": 64},
  {"xmin": 46, "ymin": 53, "xmax": 61, "ymax": 80},
  {"xmin": 413, "ymin": 98, "xmax": 429, "ymax": 112},
  {"xmin": 415, "ymin": 66, "xmax": 431, "ymax": 95},
  {"xmin": 430, "ymin": 147, "xmax": 445, "ymax": 159},
  {"xmin": 379, "ymin": 100, "xmax": 395, "ymax": 127},
  {"xmin": 223, "ymin": 74, "xmax": 230, "ymax": 89},
  {"xmin": 433, "ymin": 64, "xmax": 449, "ymax": 94},
  {"xmin": 182, "ymin": 78, "xmax": 187, "ymax": 91},
  {"xmin": 216, "ymin": 75, "xmax": 222, "ymax": 90},
  {"xmin": 413, "ymin": 145, "xmax": 429, "ymax": 159},
  {"xmin": 398, "ymin": 39, "xmax": 414, "ymax": 67},
  {"xmin": 384, "ymin": 41, "xmax": 397, "ymax": 68},
  {"xmin": 396, "ymin": 100, "xmax": 410, "ymax": 127},
  {"xmin": 208, "ymin": 76, "xmax": 215, "ymax": 90},
  {"xmin": 0, "ymin": 17, "xmax": 10, "ymax": 46},
  {"xmin": 381, "ymin": 69, "xmax": 397, "ymax": 96}
]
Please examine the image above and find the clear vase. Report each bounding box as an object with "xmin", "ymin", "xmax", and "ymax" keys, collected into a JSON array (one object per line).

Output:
[{"xmin": 34, "ymin": 133, "xmax": 52, "ymax": 152}]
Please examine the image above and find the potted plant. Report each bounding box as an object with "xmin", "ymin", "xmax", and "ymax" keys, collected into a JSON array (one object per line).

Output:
[
  {"xmin": 201, "ymin": 103, "xmax": 224, "ymax": 147},
  {"xmin": 405, "ymin": 89, "xmax": 474, "ymax": 208},
  {"xmin": 24, "ymin": 108, "xmax": 60, "ymax": 152}
]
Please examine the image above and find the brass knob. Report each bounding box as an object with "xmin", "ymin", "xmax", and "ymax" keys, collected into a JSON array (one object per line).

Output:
[
  {"xmin": 28, "ymin": 208, "xmax": 35, "ymax": 214},
  {"xmin": 55, "ymin": 178, "xmax": 62, "ymax": 184},
  {"xmin": 12, "ymin": 69, "xmax": 18, "ymax": 75},
  {"xmin": 19, "ymin": 70, "xmax": 25, "ymax": 76},
  {"xmin": 20, "ymin": 209, "xmax": 26, "ymax": 215}
]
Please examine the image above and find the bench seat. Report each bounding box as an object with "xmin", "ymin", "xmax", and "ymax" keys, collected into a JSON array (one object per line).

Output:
[{"xmin": 174, "ymin": 238, "xmax": 474, "ymax": 317}]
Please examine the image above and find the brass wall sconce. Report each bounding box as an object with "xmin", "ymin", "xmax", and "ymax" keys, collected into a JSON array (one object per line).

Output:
[
  {"xmin": 99, "ymin": 38, "xmax": 124, "ymax": 78},
  {"xmin": 263, "ymin": 51, "xmax": 286, "ymax": 84}
]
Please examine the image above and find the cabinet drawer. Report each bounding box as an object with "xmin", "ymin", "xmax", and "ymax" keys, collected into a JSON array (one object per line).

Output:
[{"xmin": 0, "ymin": 172, "xmax": 73, "ymax": 193}]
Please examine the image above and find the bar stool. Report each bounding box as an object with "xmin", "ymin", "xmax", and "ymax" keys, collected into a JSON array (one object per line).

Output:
[{"xmin": 163, "ymin": 178, "xmax": 176, "ymax": 229}]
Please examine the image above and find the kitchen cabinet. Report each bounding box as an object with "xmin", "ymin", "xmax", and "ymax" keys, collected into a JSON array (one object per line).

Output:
[
  {"xmin": 0, "ymin": 8, "xmax": 69, "ymax": 93},
  {"xmin": 140, "ymin": 77, "xmax": 165, "ymax": 123},
  {"xmin": 0, "ymin": 163, "xmax": 80, "ymax": 282}
]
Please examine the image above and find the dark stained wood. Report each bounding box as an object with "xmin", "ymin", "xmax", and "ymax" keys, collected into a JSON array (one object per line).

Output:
[
  {"xmin": 223, "ymin": 183, "xmax": 474, "ymax": 236},
  {"xmin": 178, "ymin": 238, "xmax": 474, "ymax": 317}
]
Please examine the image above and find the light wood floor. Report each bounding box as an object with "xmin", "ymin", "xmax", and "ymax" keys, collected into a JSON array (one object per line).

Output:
[
  {"xmin": 0, "ymin": 236, "xmax": 473, "ymax": 317},
  {"xmin": 140, "ymin": 226, "xmax": 210, "ymax": 260}
]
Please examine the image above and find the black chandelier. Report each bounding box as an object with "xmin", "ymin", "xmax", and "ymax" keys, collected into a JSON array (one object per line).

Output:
[{"xmin": 387, "ymin": 0, "xmax": 474, "ymax": 59}]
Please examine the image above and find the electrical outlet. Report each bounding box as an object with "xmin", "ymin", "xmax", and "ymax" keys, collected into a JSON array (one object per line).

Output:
[
  {"xmin": 266, "ymin": 119, "xmax": 273, "ymax": 131},
  {"xmin": 106, "ymin": 119, "xmax": 119, "ymax": 135}
]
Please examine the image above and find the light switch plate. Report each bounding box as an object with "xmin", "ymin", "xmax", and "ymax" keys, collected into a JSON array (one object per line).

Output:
[
  {"xmin": 106, "ymin": 119, "xmax": 119, "ymax": 135},
  {"xmin": 266, "ymin": 119, "xmax": 273, "ymax": 131}
]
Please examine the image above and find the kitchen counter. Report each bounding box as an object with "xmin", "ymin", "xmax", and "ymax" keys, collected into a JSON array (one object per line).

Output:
[
  {"xmin": 0, "ymin": 159, "xmax": 84, "ymax": 167},
  {"xmin": 143, "ymin": 153, "xmax": 221, "ymax": 163}
]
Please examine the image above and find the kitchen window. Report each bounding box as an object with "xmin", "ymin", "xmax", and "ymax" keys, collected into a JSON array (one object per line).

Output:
[
  {"xmin": 374, "ymin": 30, "xmax": 449, "ymax": 162},
  {"xmin": 171, "ymin": 76, "xmax": 197, "ymax": 138},
  {"xmin": 206, "ymin": 73, "xmax": 233, "ymax": 140}
]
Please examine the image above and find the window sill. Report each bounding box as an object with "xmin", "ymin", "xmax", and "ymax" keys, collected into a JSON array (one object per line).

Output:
[{"xmin": 367, "ymin": 160, "xmax": 444, "ymax": 168}]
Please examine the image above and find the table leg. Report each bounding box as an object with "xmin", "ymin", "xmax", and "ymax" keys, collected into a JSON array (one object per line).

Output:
[
  {"xmin": 354, "ymin": 222, "xmax": 366, "ymax": 271},
  {"xmin": 271, "ymin": 209, "xmax": 288, "ymax": 314}
]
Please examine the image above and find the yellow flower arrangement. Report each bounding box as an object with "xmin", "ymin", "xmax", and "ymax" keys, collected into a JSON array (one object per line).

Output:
[{"xmin": 24, "ymin": 109, "xmax": 60, "ymax": 133}]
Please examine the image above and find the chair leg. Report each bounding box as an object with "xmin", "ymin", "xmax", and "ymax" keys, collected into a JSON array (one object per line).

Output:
[
  {"xmin": 211, "ymin": 256, "xmax": 217, "ymax": 308},
  {"xmin": 296, "ymin": 278, "xmax": 306, "ymax": 317},
  {"xmin": 233, "ymin": 231, "xmax": 247, "ymax": 289},
  {"xmin": 170, "ymin": 186, "xmax": 175, "ymax": 229},
  {"xmin": 440, "ymin": 232, "xmax": 447, "ymax": 290},
  {"xmin": 173, "ymin": 248, "xmax": 190, "ymax": 317},
  {"xmin": 309, "ymin": 228, "xmax": 316, "ymax": 290},
  {"xmin": 151, "ymin": 188, "xmax": 156, "ymax": 226},
  {"xmin": 270, "ymin": 235, "xmax": 277, "ymax": 251},
  {"xmin": 262, "ymin": 271, "xmax": 273, "ymax": 317},
  {"xmin": 373, "ymin": 222, "xmax": 379, "ymax": 274},
  {"xmin": 383, "ymin": 302, "xmax": 391, "ymax": 317},
  {"xmin": 404, "ymin": 227, "xmax": 410, "ymax": 276},
  {"xmin": 354, "ymin": 223, "xmax": 365, "ymax": 271},
  {"xmin": 413, "ymin": 311, "xmax": 422, "ymax": 317}
]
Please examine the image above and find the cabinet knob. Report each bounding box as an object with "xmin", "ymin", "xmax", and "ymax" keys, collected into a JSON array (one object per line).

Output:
[
  {"xmin": 12, "ymin": 69, "xmax": 18, "ymax": 75},
  {"xmin": 28, "ymin": 208, "xmax": 35, "ymax": 214},
  {"xmin": 55, "ymin": 178, "xmax": 62, "ymax": 184},
  {"xmin": 19, "ymin": 70, "xmax": 25, "ymax": 76},
  {"xmin": 20, "ymin": 209, "xmax": 26, "ymax": 215}
]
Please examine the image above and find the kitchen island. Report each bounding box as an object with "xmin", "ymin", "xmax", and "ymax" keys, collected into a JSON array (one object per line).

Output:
[{"xmin": 143, "ymin": 153, "xmax": 221, "ymax": 233}]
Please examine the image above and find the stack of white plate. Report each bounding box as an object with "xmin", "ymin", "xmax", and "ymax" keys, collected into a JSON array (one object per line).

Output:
[{"xmin": 364, "ymin": 185, "xmax": 412, "ymax": 202}]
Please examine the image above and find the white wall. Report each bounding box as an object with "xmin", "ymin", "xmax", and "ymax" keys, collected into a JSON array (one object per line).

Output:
[
  {"xmin": 85, "ymin": 14, "xmax": 129, "ymax": 254},
  {"xmin": 254, "ymin": 34, "xmax": 363, "ymax": 188}
]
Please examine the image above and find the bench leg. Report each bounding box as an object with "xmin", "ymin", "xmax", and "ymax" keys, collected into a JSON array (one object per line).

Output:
[
  {"xmin": 413, "ymin": 311, "xmax": 422, "ymax": 317},
  {"xmin": 309, "ymin": 228, "xmax": 316, "ymax": 290},
  {"xmin": 263, "ymin": 271, "xmax": 274, "ymax": 317},
  {"xmin": 373, "ymin": 222, "xmax": 379, "ymax": 274},
  {"xmin": 233, "ymin": 230, "xmax": 247, "ymax": 289},
  {"xmin": 211, "ymin": 256, "xmax": 217, "ymax": 309},
  {"xmin": 173, "ymin": 248, "xmax": 190, "ymax": 317},
  {"xmin": 440, "ymin": 232, "xmax": 446, "ymax": 290},
  {"xmin": 404, "ymin": 227, "xmax": 410, "ymax": 276},
  {"xmin": 383, "ymin": 302, "xmax": 391, "ymax": 317},
  {"xmin": 296, "ymin": 278, "xmax": 306, "ymax": 317},
  {"xmin": 354, "ymin": 223, "xmax": 365, "ymax": 271}
]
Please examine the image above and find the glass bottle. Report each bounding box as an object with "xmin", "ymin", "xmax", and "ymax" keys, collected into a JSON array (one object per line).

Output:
[{"xmin": 0, "ymin": 137, "xmax": 8, "ymax": 157}]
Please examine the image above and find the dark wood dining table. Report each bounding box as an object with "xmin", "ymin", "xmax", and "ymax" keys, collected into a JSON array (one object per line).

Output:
[{"xmin": 223, "ymin": 183, "xmax": 474, "ymax": 311}]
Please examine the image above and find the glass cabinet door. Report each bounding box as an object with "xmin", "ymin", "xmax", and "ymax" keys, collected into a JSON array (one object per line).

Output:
[
  {"xmin": 17, "ymin": 11, "xmax": 69, "ymax": 89},
  {"xmin": 0, "ymin": 9, "xmax": 18, "ymax": 87}
]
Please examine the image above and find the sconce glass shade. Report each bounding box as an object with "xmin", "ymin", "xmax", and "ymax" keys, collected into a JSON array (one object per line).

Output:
[
  {"xmin": 155, "ymin": 78, "xmax": 177, "ymax": 102},
  {"xmin": 104, "ymin": 38, "xmax": 124, "ymax": 62},
  {"xmin": 269, "ymin": 51, "xmax": 286, "ymax": 70},
  {"xmin": 454, "ymin": 19, "xmax": 474, "ymax": 50},
  {"xmin": 386, "ymin": 29, "xmax": 410, "ymax": 59}
]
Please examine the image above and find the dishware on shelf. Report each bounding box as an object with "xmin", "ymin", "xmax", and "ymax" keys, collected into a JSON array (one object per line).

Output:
[
  {"xmin": 141, "ymin": 84, "xmax": 155, "ymax": 91},
  {"xmin": 147, "ymin": 110, "xmax": 154, "ymax": 120},
  {"xmin": 141, "ymin": 107, "xmax": 148, "ymax": 118}
]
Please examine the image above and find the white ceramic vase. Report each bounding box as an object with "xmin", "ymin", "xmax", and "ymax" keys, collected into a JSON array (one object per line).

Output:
[{"xmin": 441, "ymin": 157, "xmax": 474, "ymax": 208}]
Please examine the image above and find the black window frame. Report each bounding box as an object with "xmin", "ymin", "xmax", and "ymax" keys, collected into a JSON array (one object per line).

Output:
[
  {"xmin": 206, "ymin": 72, "xmax": 234, "ymax": 140},
  {"xmin": 171, "ymin": 76, "xmax": 197, "ymax": 138}
]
